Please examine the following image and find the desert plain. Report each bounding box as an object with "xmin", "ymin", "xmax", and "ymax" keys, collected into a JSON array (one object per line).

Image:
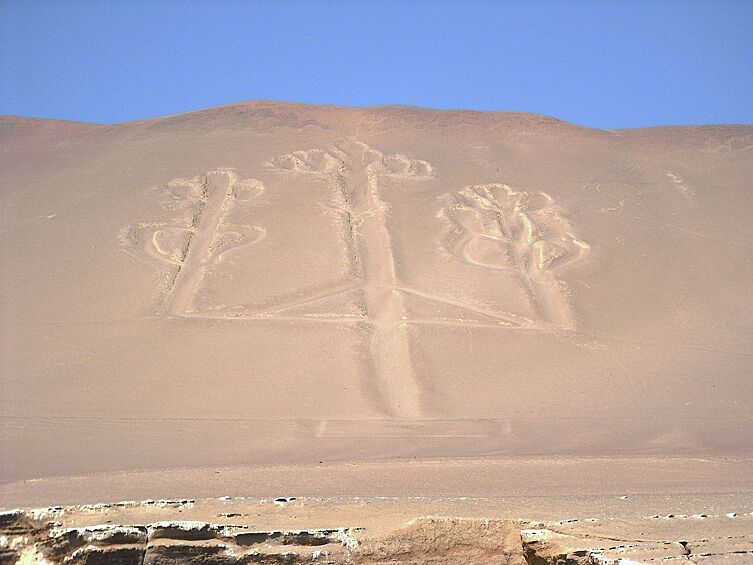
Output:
[{"xmin": 1, "ymin": 101, "xmax": 752, "ymax": 563}]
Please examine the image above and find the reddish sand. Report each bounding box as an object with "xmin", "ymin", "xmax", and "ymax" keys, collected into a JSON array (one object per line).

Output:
[{"xmin": 1, "ymin": 103, "xmax": 752, "ymax": 562}]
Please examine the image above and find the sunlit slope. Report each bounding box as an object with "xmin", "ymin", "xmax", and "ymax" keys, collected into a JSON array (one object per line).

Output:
[{"xmin": 2, "ymin": 102, "xmax": 752, "ymax": 482}]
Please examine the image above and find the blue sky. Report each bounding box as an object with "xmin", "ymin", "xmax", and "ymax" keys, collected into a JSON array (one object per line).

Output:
[{"xmin": 1, "ymin": 0, "xmax": 752, "ymax": 128}]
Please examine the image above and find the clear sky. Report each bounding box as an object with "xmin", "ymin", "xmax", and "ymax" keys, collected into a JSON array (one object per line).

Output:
[{"xmin": 1, "ymin": 0, "xmax": 752, "ymax": 128}]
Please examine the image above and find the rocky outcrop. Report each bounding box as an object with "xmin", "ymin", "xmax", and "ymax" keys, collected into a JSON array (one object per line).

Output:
[
  {"xmin": 3, "ymin": 502, "xmax": 753, "ymax": 564},
  {"xmin": 0, "ymin": 509, "xmax": 357, "ymax": 564}
]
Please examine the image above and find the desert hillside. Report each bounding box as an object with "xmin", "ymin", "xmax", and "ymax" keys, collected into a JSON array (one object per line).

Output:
[{"xmin": 1, "ymin": 101, "xmax": 752, "ymax": 501}]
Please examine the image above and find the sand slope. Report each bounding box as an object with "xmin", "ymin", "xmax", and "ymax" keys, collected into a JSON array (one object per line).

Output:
[{"xmin": 1, "ymin": 102, "xmax": 752, "ymax": 498}]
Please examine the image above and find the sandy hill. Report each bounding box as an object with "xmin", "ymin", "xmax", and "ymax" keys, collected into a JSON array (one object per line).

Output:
[{"xmin": 1, "ymin": 101, "xmax": 752, "ymax": 506}]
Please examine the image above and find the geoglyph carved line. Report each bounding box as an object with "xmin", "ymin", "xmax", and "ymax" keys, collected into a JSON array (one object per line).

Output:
[
  {"xmin": 122, "ymin": 164, "xmax": 588, "ymax": 334},
  {"xmin": 121, "ymin": 150, "xmax": 589, "ymax": 419},
  {"xmin": 121, "ymin": 169, "xmax": 267, "ymax": 316},
  {"xmin": 355, "ymin": 142, "xmax": 425, "ymax": 418},
  {"xmin": 271, "ymin": 147, "xmax": 365, "ymax": 284},
  {"xmin": 265, "ymin": 141, "xmax": 435, "ymax": 417},
  {"xmin": 396, "ymin": 286, "xmax": 528, "ymax": 328},
  {"xmin": 438, "ymin": 183, "xmax": 590, "ymax": 331}
]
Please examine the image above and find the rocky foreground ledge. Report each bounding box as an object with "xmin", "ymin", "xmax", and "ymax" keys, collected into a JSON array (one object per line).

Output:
[{"xmin": 2, "ymin": 496, "xmax": 753, "ymax": 564}]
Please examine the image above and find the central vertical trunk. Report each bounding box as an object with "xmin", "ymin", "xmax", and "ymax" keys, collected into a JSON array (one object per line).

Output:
[
  {"xmin": 168, "ymin": 172, "xmax": 232, "ymax": 316},
  {"xmin": 336, "ymin": 143, "xmax": 422, "ymax": 418}
]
